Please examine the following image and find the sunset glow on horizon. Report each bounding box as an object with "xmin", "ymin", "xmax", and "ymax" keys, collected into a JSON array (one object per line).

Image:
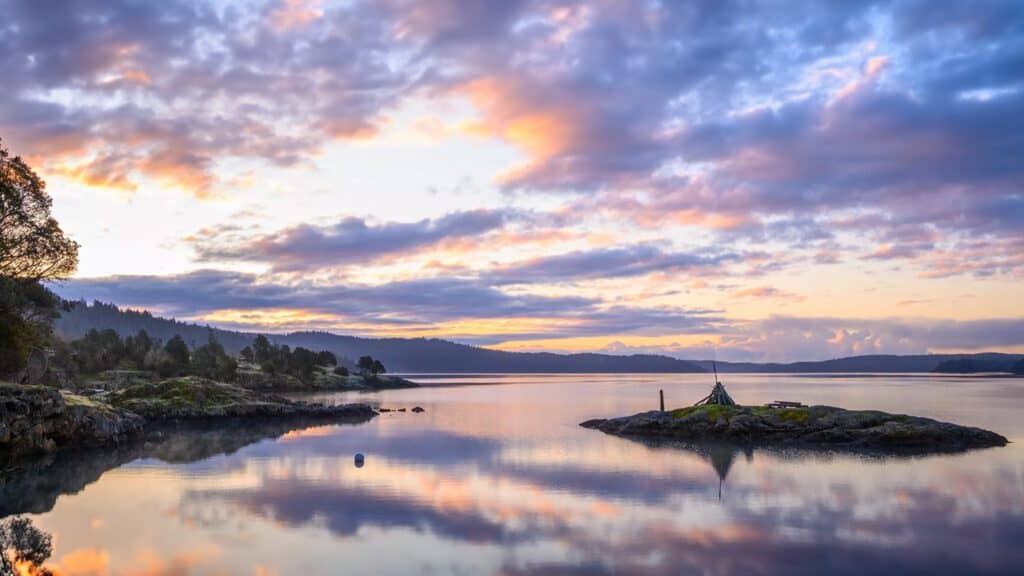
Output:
[{"xmin": 4, "ymin": 0, "xmax": 1023, "ymax": 361}]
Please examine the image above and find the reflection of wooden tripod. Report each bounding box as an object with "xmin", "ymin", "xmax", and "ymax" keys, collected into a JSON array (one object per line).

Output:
[
  {"xmin": 701, "ymin": 444, "xmax": 753, "ymax": 502},
  {"xmin": 708, "ymin": 446, "xmax": 735, "ymax": 501}
]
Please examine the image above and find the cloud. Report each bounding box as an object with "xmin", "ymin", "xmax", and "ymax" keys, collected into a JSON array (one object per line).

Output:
[
  {"xmin": 0, "ymin": 0, "xmax": 408, "ymax": 195},
  {"xmin": 730, "ymin": 286, "xmax": 805, "ymax": 303},
  {"xmin": 53, "ymin": 269, "xmax": 1024, "ymax": 361},
  {"xmin": 726, "ymin": 316, "xmax": 1024, "ymax": 360},
  {"xmin": 189, "ymin": 210, "xmax": 514, "ymax": 271},
  {"xmin": 3, "ymin": 0, "xmax": 1022, "ymax": 279},
  {"xmin": 488, "ymin": 244, "xmax": 738, "ymax": 285}
]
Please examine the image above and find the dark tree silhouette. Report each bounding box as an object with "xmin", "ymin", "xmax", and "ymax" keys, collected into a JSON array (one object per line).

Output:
[
  {"xmin": 357, "ymin": 355, "xmax": 375, "ymax": 375},
  {"xmin": 164, "ymin": 335, "xmax": 190, "ymax": 366},
  {"xmin": 190, "ymin": 330, "xmax": 237, "ymax": 381},
  {"xmin": 1, "ymin": 139, "xmax": 79, "ymax": 281},
  {"xmin": 0, "ymin": 516, "xmax": 54, "ymax": 575},
  {"xmin": 357, "ymin": 355, "xmax": 386, "ymax": 377},
  {"xmin": 0, "ymin": 139, "xmax": 79, "ymax": 379}
]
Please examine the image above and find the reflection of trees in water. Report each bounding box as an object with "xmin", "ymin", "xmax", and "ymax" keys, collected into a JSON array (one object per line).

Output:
[
  {"xmin": 0, "ymin": 417, "xmax": 371, "ymax": 518},
  {"xmin": 0, "ymin": 516, "xmax": 53, "ymax": 576}
]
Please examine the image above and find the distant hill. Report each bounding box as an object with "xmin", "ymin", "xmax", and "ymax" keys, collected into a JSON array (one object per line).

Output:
[
  {"xmin": 699, "ymin": 353, "xmax": 1024, "ymax": 374},
  {"xmin": 55, "ymin": 302, "xmax": 1024, "ymax": 374},
  {"xmin": 54, "ymin": 301, "xmax": 706, "ymax": 373}
]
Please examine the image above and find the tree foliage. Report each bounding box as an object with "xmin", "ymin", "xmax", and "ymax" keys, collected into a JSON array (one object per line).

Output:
[
  {"xmin": 0, "ymin": 139, "xmax": 78, "ymax": 380},
  {"xmin": 0, "ymin": 277, "xmax": 63, "ymax": 377},
  {"xmin": 191, "ymin": 330, "xmax": 238, "ymax": 381},
  {"xmin": 51, "ymin": 328, "xmax": 240, "ymax": 381},
  {"xmin": 0, "ymin": 139, "xmax": 78, "ymax": 281},
  {"xmin": 0, "ymin": 516, "xmax": 54, "ymax": 576},
  {"xmin": 248, "ymin": 334, "xmax": 338, "ymax": 382},
  {"xmin": 357, "ymin": 355, "xmax": 386, "ymax": 377}
]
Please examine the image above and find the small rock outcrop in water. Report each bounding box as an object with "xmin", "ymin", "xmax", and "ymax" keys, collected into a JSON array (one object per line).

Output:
[{"xmin": 581, "ymin": 404, "xmax": 1008, "ymax": 453}]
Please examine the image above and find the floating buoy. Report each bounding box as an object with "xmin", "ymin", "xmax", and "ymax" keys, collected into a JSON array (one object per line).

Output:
[{"xmin": 354, "ymin": 453, "xmax": 365, "ymax": 467}]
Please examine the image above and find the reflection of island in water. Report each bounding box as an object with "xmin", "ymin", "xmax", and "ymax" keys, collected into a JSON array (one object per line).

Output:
[
  {"xmin": 0, "ymin": 416, "xmax": 371, "ymax": 518},
  {"xmin": 616, "ymin": 436, "xmax": 973, "ymax": 501}
]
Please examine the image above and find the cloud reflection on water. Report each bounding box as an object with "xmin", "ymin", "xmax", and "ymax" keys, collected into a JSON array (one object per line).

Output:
[{"xmin": 171, "ymin": 418, "xmax": 1024, "ymax": 575}]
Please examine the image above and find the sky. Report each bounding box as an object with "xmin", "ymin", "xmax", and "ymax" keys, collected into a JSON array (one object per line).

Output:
[{"xmin": 2, "ymin": 0, "xmax": 1023, "ymax": 362}]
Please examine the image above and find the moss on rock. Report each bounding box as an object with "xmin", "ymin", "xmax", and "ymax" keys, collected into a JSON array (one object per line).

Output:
[{"xmin": 582, "ymin": 403, "xmax": 1008, "ymax": 453}]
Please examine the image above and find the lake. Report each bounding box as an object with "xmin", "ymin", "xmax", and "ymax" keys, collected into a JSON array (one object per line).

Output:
[{"xmin": 6, "ymin": 374, "xmax": 1024, "ymax": 575}]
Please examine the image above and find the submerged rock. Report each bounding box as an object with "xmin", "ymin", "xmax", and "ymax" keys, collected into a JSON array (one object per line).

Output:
[{"xmin": 581, "ymin": 404, "xmax": 1008, "ymax": 453}]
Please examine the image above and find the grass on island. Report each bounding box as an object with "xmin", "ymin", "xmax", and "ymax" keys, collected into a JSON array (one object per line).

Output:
[
  {"xmin": 110, "ymin": 377, "xmax": 251, "ymax": 411},
  {"xmin": 669, "ymin": 404, "xmax": 918, "ymax": 427}
]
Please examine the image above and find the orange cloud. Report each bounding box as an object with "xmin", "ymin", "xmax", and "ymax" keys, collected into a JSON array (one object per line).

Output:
[
  {"xmin": 730, "ymin": 285, "xmax": 805, "ymax": 302},
  {"xmin": 454, "ymin": 76, "xmax": 585, "ymax": 183},
  {"xmin": 269, "ymin": 0, "xmax": 324, "ymax": 31}
]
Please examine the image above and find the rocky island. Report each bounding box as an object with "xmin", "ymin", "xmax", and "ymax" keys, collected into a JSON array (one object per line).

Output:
[
  {"xmin": 582, "ymin": 380, "xmax": 1008, "ymax": 453},
  {"xmin": 1, "ymin": 378, "xmax": 376, "ymax": 459}
]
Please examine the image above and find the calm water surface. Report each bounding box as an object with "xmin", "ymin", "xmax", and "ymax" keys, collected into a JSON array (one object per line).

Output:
[{"xmin": 6, "ymin": 374, "xmax": 1024, "ymax": 575}]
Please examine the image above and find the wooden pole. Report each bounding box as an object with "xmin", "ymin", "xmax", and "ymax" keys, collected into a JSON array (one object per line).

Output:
[{"xmin": 660, "ymin": 389, "xmax": 665, "ymax": 412}]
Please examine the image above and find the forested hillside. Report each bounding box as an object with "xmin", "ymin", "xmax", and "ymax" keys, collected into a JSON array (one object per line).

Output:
[{"xmin": 55, "ymin": 302, "xmax": 706, "ymax": 373}]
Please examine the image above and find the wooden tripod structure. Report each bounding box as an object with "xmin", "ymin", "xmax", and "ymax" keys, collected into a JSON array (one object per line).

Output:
[{"xmin": 693, "ymin": 361, "xmax": 737, "ymax": 407}]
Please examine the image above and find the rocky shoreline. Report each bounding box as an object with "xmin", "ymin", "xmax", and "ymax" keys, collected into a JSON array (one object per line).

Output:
[
  {"xmin": 1, "ymin": 378, "xmax": 377, "ymax": 460},
  {"xmin": 581, "ymin": 404, "xmax": 1008, "ymax": 453}
]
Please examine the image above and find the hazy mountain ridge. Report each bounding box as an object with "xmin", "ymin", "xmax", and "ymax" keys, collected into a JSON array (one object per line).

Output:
[
  {"xmin": 700, "ymin": 353, "xmax": 1024, "ymax": 374},
  {"xmin": 56, "ymin": 302, "xmax": 1023, "ymax": 374},
  {"xmin": 55, "ymin": 302, "xmax": 706, "ymax": 373}
]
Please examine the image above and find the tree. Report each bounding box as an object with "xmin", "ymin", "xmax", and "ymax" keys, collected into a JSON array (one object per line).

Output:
[
  {"xmin": 0, "ymin": 277, "xmax": 63, "ymax": 377},
  {"xmin": 290, "ymin": 347, "xmax": 318, "ymax": 381},
  {"xmin": 0, "ymin": 139, "xmax": 79, "ymax": 380},
  {"xmin": 357, "ymin": 355, "xmax": 385, "ymax": 377},
  {"xmin": 190, "ymin": 330, "xmax": 237, "ymax": 381},
  {"xmin": 126, "ymin": 330, "xmax": 154, "ymax": 367},
  {"xmin": 357, "ymin": 355, "xmax": 375, "ymax": 376},
  {"xmin": 252, "ymin": 335, "xmax": 272, "ymax": 364},
  {"xmin": 163, "ymin": 335, "xmax": 190, "ymax": 375},
  {"xmin": 316, "ymin": 350, "xmax": 337, "ymax": 366},
  {"xmin": 371, "ymin": 359, "xmax": 386, "ymax": 377},
  {"xmin": 240, "ymin": 345, "xmax": 254, "ymax": 363},
  {"xmin": 1, "ymin": 139, "xmax": 79, "ymax": 281},
  {"xmin": 1, "ymin": 516, "xmax": 54, "ymax": 576}
]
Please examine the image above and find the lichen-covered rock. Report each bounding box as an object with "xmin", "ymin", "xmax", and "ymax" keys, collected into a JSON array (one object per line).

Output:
[
  {"xmin": 235, "ymin": 369, "xmax": 304, "ymax": 391},
  {"xmin": 0, "ymin": 382, "xmax": 142, "ymax": 458},
  {"xmin": 103, "ymin": 376, "xmax": 377, "ymax": 421},
  {"xmin": 79, "ymin": 370, "xmax": 156, "ymax": 392},
  {"xmin": 581, "ymin": 404, "xmax": 1008, "ymax": 453},
  {"xmin": 2, "ymin": 377, "xmax": 376, "ymax": 463}
]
